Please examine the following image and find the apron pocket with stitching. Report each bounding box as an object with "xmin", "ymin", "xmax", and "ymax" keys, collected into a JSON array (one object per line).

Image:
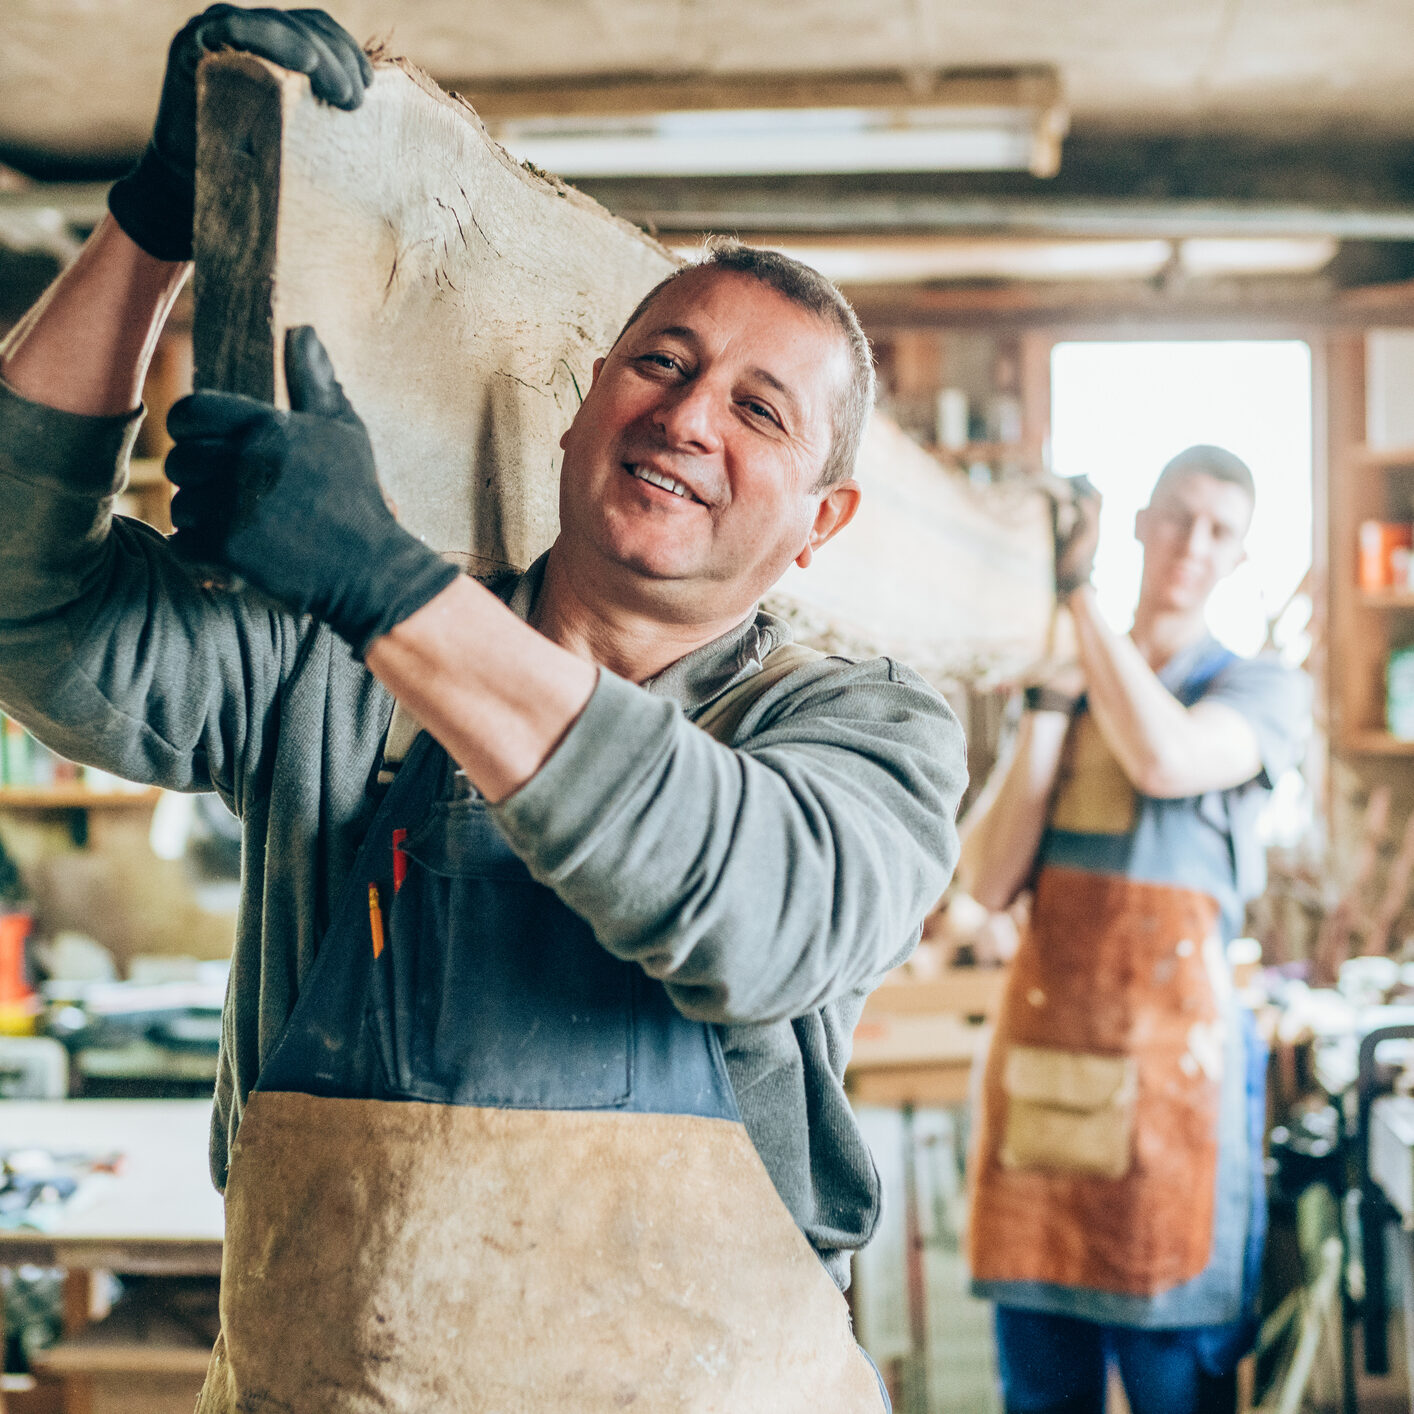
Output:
[
  {"xmin": 999, "ymin": 1044, "xmax": 1137, "ymax": 1180},
  {"xmin": 374, "ymin": 800, "xmax": 635, "ymax": 1109}
]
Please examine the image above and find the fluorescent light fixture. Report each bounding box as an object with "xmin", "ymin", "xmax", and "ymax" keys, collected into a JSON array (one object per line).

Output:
[
  {"xmin": 497, "ymin": 107, "xmax": 1046, "ymax": 178},
  {"xmin": 470, "ymin": 69, "xmax": 1067, "ymax": 179},
  {"xmin": 689, "ymin": 238, "xmax": 1173, "ymax": 284},
  {"xmin": 666, "ymin": 235, "xmax": 1341, "ymax": 285},
  {"xmin": 1178, "ymin": 237, "xmax": 1338, "ymax": 276}
]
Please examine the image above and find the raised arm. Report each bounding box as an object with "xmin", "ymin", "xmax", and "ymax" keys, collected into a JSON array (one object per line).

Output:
[
  {"xmin": 1, "ymin": 217, "xmax": 188, "ymax": 417},
  {"xmin": 956, "ymin": 706, "xmax": 1070, "ymax": 912},
  {"xmin": 0, "ymin": 9, "xmax": 374, "ymax": 800},
  {"xmin": 1068, "ymin": 585, "xmax": 1262, "ymax": 797}
]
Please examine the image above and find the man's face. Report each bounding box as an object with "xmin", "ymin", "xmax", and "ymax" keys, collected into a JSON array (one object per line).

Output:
[
  {"xmin": 556, "ymin": 267, "xmax": 859, "ymax": 623},
  {"xmin": 1134, "ymin": 471, "xmax": 1253, "ymax": 615}
]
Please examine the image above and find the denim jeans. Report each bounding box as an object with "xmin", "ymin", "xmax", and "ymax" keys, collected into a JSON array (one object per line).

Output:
[{"xmin": 993, "ymin": 1307, "xmax": 1238, "ymax": 1414}]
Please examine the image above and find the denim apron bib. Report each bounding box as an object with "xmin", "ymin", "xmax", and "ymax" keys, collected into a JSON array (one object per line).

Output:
[{"xmin": 196, "ymin": 695, "xmax": 884, "ymax": 1409}]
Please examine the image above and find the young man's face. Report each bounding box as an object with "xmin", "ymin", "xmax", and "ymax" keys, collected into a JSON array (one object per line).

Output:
[
  {"xmin": 1134, "ymin": 470, "xmax": 1253, "ymax": 615},
  {"xmin": 555, "ymin": 267, "xmax": 859, "ymax": 624}
]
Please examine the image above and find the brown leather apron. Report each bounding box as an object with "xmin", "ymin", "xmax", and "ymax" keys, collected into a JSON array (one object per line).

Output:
[
  {"xmin": 967, "ymin": 866, "xmax": 1224, "ymax": 1296},
  {"xmin": 196, "ymin": 653, "xmax": 883, "ymax": 1412}
]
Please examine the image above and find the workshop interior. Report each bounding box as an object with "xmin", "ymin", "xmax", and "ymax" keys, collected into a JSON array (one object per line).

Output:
[{"xmin": 7, "ymin": 2, "xmax": 1414, "ymax": 1412}]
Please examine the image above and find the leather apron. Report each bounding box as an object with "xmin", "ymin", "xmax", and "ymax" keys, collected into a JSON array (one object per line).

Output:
[
  {"xmin": 967, "ymin": 867, "xmax": 1224, "ymax": 1296},
  {"xmin": 968, "ymin": 646, "xmax": 1237, "ymax": 1300},
  {"xmin": 196, "ymin": 718, "xmax": 884, "ymax": 1410}
]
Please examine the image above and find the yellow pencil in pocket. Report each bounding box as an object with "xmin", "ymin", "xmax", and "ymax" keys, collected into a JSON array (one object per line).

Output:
[{"xmin": 368, "ymin": 883, "xmax": 385, "ymax": 959}]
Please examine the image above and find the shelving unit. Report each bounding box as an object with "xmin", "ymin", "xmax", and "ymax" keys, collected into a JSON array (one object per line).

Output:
[
  {"xmin": 0, "ymin": 787, "xmax": 161, "ymax": 810},
  {"xmin": 868, "ymin": 327, "xmax": 1050, "ymax": 482},
  {"xmin": 1341, "ymin": 731, "xmax": 1414, "ymax": 757},
  {"xmin": 1328, "ymin": 333, "xmax": 1414, "ymax": 768},
  {"xmin": 920, "ymin": 440, "xmax": 1041, "ymax": 474}
]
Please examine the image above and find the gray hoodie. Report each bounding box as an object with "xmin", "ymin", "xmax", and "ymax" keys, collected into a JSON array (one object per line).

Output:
[{"xmin": 0, "ymin": 377, "xmax": 966, "ymax": 1285}]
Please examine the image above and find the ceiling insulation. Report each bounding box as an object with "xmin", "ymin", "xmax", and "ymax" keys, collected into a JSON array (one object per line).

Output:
[{"xmin": 7, "ymin": 0, "xmax": 1414, "ymax": 169}]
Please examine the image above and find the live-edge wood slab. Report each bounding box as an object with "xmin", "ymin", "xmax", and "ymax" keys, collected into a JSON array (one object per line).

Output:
[{"xmin": 193, "ymin": 53, "xmax": 1052, "ymax": 679}]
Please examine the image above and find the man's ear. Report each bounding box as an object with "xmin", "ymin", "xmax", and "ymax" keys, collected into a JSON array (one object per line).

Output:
[
  {"xmin": 559, "ymin": 358, "xmax": 605, "ymax": 451},
  {"xmin": 795, "ymin": 480, "xmax": 862, "ymax": 570},
  {"xmin": 1134, "ymin": 505, "xmax": 1150, "ymax": 542}
]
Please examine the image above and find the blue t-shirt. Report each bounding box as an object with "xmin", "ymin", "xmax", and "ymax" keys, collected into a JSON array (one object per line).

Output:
[{"xmin": 1039, "ymin": 635, "xmax": 1310, "ymax": 939}]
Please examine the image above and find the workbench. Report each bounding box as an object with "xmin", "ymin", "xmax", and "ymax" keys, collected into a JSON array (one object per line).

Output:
[
  {"xmin": 0, "ymin": 1101, "xmax": 222, "ymax": 1414},
  {"xmin": 846, "ymin": 971, "xmax": 999, "ymax": 1107}
]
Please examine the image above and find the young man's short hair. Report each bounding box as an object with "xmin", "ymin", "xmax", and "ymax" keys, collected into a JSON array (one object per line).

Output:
[{"xmin": 1151, "ymin": 444, "xmax": 1256, "ymax": 505}]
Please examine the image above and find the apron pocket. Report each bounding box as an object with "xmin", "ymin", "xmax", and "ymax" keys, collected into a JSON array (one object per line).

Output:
[
  {"xmin": 376, "ymin": 801, "xmax": 635, "ymax": 1109},
  {"xmin": 999, "ymin": 1044, "xmax": 1137, "ymax": 1180}
]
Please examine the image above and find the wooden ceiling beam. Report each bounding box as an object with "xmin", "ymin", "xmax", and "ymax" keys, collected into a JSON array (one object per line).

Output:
[
  {"xmin": 443, "ymin": 67, "xmax": 1063, "ymax": 121},
  {"xmin": 582, "ymin": 188, "xmax": 1414, "ymax": 241}
]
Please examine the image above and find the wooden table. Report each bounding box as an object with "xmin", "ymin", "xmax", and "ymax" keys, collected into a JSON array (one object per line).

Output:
[
  {"xmin": 0, "ymin": 1101, "xmax": 223, "ymax": 1414},
  {"xmin": 846, "ymin": 971, "xmax": 999, "ymax": 1108},
  {"xmin": 0, "ymin": 1101, "xmax": 223, "ymax": 1275}
]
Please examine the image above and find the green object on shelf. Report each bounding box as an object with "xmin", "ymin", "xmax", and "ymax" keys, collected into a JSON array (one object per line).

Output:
[
  {"xmin": 0, "ymin": 714, "xmax": 33, "ymax": 787},
  {"xmin": 1388, "ymin": 646, "xmax": 1414, "ymax": 739}
]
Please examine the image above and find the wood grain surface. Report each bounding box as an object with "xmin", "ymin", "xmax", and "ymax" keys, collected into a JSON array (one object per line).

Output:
[{"xmin": 193, "ymin": 51, "xmax": 1053, "ymax": 677}]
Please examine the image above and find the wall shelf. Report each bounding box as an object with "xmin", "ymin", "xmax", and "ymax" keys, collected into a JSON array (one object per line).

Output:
[
  {"xmin": 0, "ymin": 786, "xmax": 161, "ymax": 809},
  {"xmin": 1358, "ymin": 590, "xmax": 1414, "ymax": 609},
  {"xmin": 1356, "ymin": 445, "xmax": 1414, "ymax": 470},
  {"xmin": 922, "ymin": 441, "xmax": 1029, "ymax": 461},
  {"xmin": 1340, "ymin": 731, "xmax": 1414, "ymax": 757}
]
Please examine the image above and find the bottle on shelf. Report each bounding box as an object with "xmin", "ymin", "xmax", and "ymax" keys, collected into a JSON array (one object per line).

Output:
[
  {"xmin": 0, "ymin": 831, "xmax": 36, "ymax": 1034},
  {"xmin": 1358, "ymin": 520, "xmax": 1414, "ymax": 591}
]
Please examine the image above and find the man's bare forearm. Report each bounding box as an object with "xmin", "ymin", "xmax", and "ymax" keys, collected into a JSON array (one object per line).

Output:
[
  {"xmin": 1068, "ymin": 586, "xmax": 1260, "ymax": 797},
  {"xmin": 1, "ymin": 216, "xmax": 189, "ymax": 418},
  {"xmin": 363, "ymin": 575, "xmax": 598, "ymax": 804},
  {"xmin": 957, "ymin": 709, "xmax": 1069, "ymax": 912}
]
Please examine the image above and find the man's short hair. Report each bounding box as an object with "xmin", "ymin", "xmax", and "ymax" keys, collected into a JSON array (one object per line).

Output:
[
  {"xmin": 614, "ymin": 238, "xmax": 875, "ymax": 489},
  {"xmin": 1151, "ymin": 444, "xmax": 1256, "ymax": 505}
]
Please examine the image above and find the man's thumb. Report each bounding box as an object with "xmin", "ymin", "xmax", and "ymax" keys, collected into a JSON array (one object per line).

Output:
[{"xmin": 284, "ymin": 325, "xmax": 357, "ymax": 421}]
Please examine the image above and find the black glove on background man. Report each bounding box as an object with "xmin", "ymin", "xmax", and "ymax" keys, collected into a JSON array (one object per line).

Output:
[
  {"xmin": 166, "ymin": 327, "xmax": 461, "ymax": 656},
  {"xmin": 109, "ymin": 6, "xmax": 371, "ymax": 262},
  {"xmin": 1052, "ymin": 473, "xmax": 1102, "ymax": 601}
]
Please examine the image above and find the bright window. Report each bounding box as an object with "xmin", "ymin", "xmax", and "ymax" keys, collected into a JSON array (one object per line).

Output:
[{"xmin": 1049, "ymin": 341, "xmax": 1313, "ymax": 657}]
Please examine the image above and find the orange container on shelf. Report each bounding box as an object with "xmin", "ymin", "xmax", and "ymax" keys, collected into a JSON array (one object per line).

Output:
[
  {"xmin": 1359, "ymin": 520, "xmax": 1414, "ymax": 590},
  {"xmin": 0, "ymin": 911, "xmax": 36, "ymax": 1034}
]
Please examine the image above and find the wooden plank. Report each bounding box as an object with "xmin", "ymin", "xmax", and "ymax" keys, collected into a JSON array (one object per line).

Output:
[
  {"xmin": 848, "ymin": 1013, "xmax": 989, "ymax": 1072},
  {"xmin": 193, "ymin": 53, "xmax": 1054, "ymax": 676},
  {"xmin": 846, "ymin": 1066, "xmax": 974, "ymax": 1109},
  {"xmin": 767, "ymin": 417, "xmax": 1054, "ymax": 681},
  {"xmin": 456, "ymin": 68, "xmax": 1063, "ymax": 122},
  {"xmin": 194, "ymin": 52, "xmax": 675, "ymax": 579},
  {"xmin": 0, "ymin": 787, "xmax": 160, "ymax": 809}
]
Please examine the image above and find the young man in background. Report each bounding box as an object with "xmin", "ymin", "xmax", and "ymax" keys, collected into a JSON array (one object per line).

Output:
[{"xmin": 961, "ymin": 447, "xmax": 1309, "ymax": 1414}]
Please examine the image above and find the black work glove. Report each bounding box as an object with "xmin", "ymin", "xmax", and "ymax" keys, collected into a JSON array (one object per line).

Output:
[
  {"xmin": 1052, "ymin": 473, "xmax": 1102, "ymax": 600},
  {"xmin": 166, "ymin": 326, "xmax": 460, "ymax": 656},
  {"xmin": 109, "ymin": 6, "xmax": 372, "ymax": 261}
]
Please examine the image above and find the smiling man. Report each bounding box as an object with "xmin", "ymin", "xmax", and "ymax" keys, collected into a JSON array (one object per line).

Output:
[
  {"xmin": 958, "ymin": 448, "xmax": 1309, "ymax": 1414},
  {"xmin": 0, "ymin": 10, "xmax": 964, "ymax": 1410}
]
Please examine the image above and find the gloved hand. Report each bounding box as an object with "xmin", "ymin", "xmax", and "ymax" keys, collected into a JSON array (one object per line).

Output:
[
  {"xmin": 166, "ymin": 326, "xmax": 460, "ymax": 656},
  {"xmin": 1052, "ymin": 473, "xmax": 1102, "ymax": 600},
  {"xmin": 109, "ymin": 6, "xmax": 372, "ymax": 261}
]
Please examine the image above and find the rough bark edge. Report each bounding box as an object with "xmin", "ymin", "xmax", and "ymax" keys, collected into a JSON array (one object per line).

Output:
[{"xmin": 371, "ymin": 50, "xmax": 684, "ymax": 273}]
